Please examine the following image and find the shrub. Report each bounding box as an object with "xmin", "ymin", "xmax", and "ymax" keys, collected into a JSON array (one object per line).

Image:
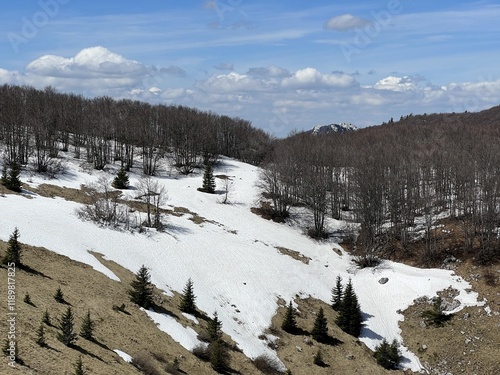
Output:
[
  {"xmin": 192, "ymin": 344, "xmax": 210, "ymax": 361},
  {"xmin": 131, "ymin": 353, "xmax": 161, "ymax": 375},
  {"xmin": 353, "ymin": 254, "xmax": 381, "ymax": 268},
  {"xmin": 252, "ymin": 354, "xmax": 283, "ymax": 374}
]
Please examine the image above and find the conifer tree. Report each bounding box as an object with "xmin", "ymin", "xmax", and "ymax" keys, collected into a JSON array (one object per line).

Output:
[
  {"xmin": 54, "ymin": 287, "xmax": 65, "ymax": 303},
  {"xmin": 335, "ymin": 278, "xmax": 362, "ymax": 337},
  {"xmin": 200, "ymin": 163, "xmax": 216, "ymax": 193},
  {"xmin": 209, "ymin": 337, "xmax": 228, "ymax": 372},
  {"xmin": 24, "ymin": 293, "xmax": 32, "ymax": 305},
  {"xmin": 112, "ymin": 167, "xmax": 129, "ymax": 189},
  {"xmin": 179, "ymin": 278, "xmax": 197, "ymax": 314},
  {"xmin": 73, "ymin": 355, "xmax": 85, "ymax": 375},
  {"xmin": 311, "ymin": 307, "xmax": 328, "ymax": 343},
  {"xmin": 374, "ymin": 339, "xmax": 401, "ymax": 370},
  {"xmin": 207, "ymin": 311, "xmax": 223, "ymax": 343},
  {"xmin": 58, "ymin": 307, "xmax": 77, "ymax": 346},
  {"xmin": 35, "ymin": 323, "xmax": 46, "ymax": 347},
  {"xmin": 1, "ymin": 162, "xmax": 22, "ymax": 192},
  {"xmin": 281, "ymin": 301, "xmax": 298, "ymax": 333},
  {"xmin": 313, "ymin": 349, "xmax": 325, "ymax": 367},
  {"xmin": 80, "ymin": 310, "xmax": 95, "ymax": 341},
  {"xmin": 42, "ymin": 309, "xmax": 51, "ymax": 325},
  {"xmin": 331, "ymin": 275, "xmax": 343, "ymax": 311},
  {"xmin": 128, "ymin": 265, "xmax": 154, "ymax": 309},
  {"xmin": 2, "ymin": 227, "xmax": 22, "ymax": 265}
]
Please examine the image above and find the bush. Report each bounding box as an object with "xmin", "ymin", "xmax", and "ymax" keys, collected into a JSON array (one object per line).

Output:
[
  {"xmin": 252, "ymin": 354, "xmax": 282, "ymax": 374},
  {"xmin": 421, "ymin": 297, "xmax": 452, "ymax": 327},
  {"xmin": 353, "ymin": 254, "xmax": 381, "ymax": 268},
  {"xmin": 192, "ymin": 344, "xmax": 210, "ymax": 361},
  {"xmin": 131, "ymin": 353, "xmax": 161, "ymax": 375},
  {"xmin": 374, "ymin": 339, "xmax": 401, "ymax": 370}
]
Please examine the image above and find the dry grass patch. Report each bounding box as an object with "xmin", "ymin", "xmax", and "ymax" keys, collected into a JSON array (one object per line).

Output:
[
  {"xmin": 275, "ymin": 247, "xmax": 311, "ymax": 265},
  {"xmin": 400, "ymin": 260, "xmax": 500, "ymax": 375},
  {"xmin": 270, "ymin": 297, "xmax": 402, "ymax": 375}
]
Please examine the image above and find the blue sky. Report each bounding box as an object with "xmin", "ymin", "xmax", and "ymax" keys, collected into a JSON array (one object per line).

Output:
[{"xmin": 1, "ymin": 0, "xmax": 499, "ymax": 136}]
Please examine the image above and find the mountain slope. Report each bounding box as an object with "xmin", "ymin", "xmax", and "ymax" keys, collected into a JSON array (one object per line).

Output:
[{"xmin": 0, "ymin": 155, "xmax": 482, "ymax": 372}]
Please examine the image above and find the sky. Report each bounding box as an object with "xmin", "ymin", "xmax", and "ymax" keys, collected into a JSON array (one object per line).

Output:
[{"xmin": 1, "ymin": 0, "xmax": 499, "ymax": 137}]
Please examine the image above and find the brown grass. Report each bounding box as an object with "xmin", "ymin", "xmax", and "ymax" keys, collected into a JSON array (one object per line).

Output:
[
  {"xmin": 275, "ymin": 247, "xmax": 311, "ymax": 264},
  {"xmin": 399, "ymin": 260, "xmax": 500, "ymax": 375},
  {"xmin": 270, "ymin": 298, "xmax": 403, "ymax": 375},
  {"xmin": 0, "ymin": 241, "xmax": 258, "ymax": 375}
]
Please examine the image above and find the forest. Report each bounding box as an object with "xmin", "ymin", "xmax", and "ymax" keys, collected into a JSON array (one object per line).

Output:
[
  {"xmin": 262, "ymin": 108, "xmax": 500, "ymax": 265},
  {"xmin": 1, "ymin": 84, "xmax": 499, "ymax": 265}
]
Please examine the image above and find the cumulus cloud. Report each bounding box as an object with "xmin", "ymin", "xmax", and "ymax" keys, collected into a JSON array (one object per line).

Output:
[
  {"xmin": 325, "ymin": 14, "xmax": 372, "ymax": 31},
  {"xmin": 196, "ymin": 72, "xmax": 278, "ymax": 93},
  {"xmin": 26, "ymin": 46, "xmax": 148, "ymax": 79},
  {"xmin": 374, "ymin": 76, "xmax": 419, "ymax": 92},
  {"xmin": 281, "ymin": 67, "xmax": 355, "ymax": 89},
  {"xmin": 22, "ymin": 46, "xmax": 151, "ymax": 92}
]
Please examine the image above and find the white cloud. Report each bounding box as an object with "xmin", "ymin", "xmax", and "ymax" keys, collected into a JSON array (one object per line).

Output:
[
  {"xmin": 1, "ymin": 46, "xmax": 500, "ymax": 137},
  {"xmin": 281, "ymin": 67, "xmax": 355, "ymax": 89},
  {"xmin": 325, "ymin": 14, "xmax": 371, "ymax": 31},
  {"xmin": 196, "ymin": 72, "xmax": 278, "ymax": 93},
  {"xmin": 374, "ymin": 76, "xmax": 418, "ymax": 92}
]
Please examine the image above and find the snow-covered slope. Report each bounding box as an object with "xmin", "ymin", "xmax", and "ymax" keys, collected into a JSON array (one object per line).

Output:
[{"xmin": 0, "ymin": 156, "xmax": 481, "ymax": 372}]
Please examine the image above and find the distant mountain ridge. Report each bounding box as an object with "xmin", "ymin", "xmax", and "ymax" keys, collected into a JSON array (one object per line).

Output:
[{"xmin": 310, "ymin": 122, "xmax": 358, "ymax": 135}]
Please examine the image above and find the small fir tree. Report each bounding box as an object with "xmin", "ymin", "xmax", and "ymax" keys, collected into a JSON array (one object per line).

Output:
[
  {"xmin": 54, "ymin": 287, "xmax": 65, "ymax": 303},
  {"xmin": 311, "ymin": 307, "xmax": 329, "ymax": 343},
  {"xmin": 374, "ymin": 339, "xmax": 401, "ymax": 370},
  {"xmin": 57, "ymin": 307, "xmax": 77, "ymax": 346},
  {"xmin": 73, "ymin": 355, "xmax": 85, "ymax": 375},
  {"xmin": 209, "ymin": 338, "xmax": 228, "ymax": 372},
  {"xmin": 2, "ymin": 227, "xmax": 22, "ymax": 265},
  {"xmin": 421, "ymin": 297, "xmax": 451, "ymax": 326},
  {"xmin": 112, "ymin": 167, "xmax": 129, "ymax": 189},
  {"xmin": 200, "ymin": 163, "xmax": 216, "ymax": 194},
  {"xmin": 281, "ymin": 301, "xmax": 298, "ymax": 333},
  {"xmin": 128, "ymin": 265, "xmax": 154, "ymax": 309},
  {"xmin": 207, "ymin": 311, "xmax": 223, "ymax": 343},
  {"xmin": 23, "ymin": 293, "xmax": 32, "ymax": 305},
  {"xmin": 35, "ymin": 323, "xmax": 46, "ymax": 347},
  {"xmin": 179, "ymin": 278, "xmax": 197, "ymax": 314},
  {"xmin": 313, "ymin": 349, "xmax": 325, "ymax": 366},
  {"xmin": 80, "ymin": 310, "xmax": 95, "ymax": 341},
  {"xmin": 335, "ymin": 278, "xmax": 362, "ymax": 337},
  {"xmin": 42, "ymin": 309, "xmax": 51, "ymax": 325},
  {"xmin": 331, "ymin": 275, "xmax": 343, "ymax": 311},
  {"xmin": 1, "ymin": 162, "xmax": 22, "ymax": 192}
]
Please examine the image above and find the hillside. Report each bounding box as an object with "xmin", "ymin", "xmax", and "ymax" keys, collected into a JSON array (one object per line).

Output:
[{"xmin": 0, "ymin": 152, "xmax": 489, "ymax": 374}]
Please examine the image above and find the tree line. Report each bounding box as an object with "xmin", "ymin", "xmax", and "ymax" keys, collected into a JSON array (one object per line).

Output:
[
  {"xmin": 261, "ymin": 107, "xmax": 500, "ymax": 264},
  {"xmin": 0, "ymin": 84, "xmax": 271, "ymax": 176}
]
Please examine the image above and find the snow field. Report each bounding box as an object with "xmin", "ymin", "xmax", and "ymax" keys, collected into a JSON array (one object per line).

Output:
[{"xmin": 0, "ymin": 157, "xmax": 481, "ymax": 372}]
